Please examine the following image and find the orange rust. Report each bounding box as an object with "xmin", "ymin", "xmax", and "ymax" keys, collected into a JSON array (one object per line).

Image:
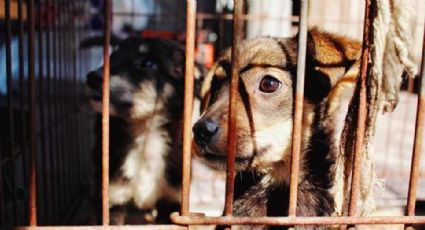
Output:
[
  {"xmin": 171, "ymin": 213, "xmax": 425, "ymax": 226},
  {"xmin": 223, "ymin": 0, "xmax": 244, "ymax": 218},
  {"xmin": 288, "ymin": 0, "xmax": 309, "ymax": 218},
  {"xmin": 27, "ymin": 0, "xmax": 38, "ymax": 225},
  {"xmin": 405, "ymin": 21, "xmax": 425, "ymax": 230},
  {"xmin": 347, "ymin": 1, "xmax": 372, "ymax": 228},
  {"xmin": 101, "ymin": 0, "xmax": 111, "ymax": 225},
  {"xmin": 181, "ymin": 0, "xmax": 197, "ymax": 216}
]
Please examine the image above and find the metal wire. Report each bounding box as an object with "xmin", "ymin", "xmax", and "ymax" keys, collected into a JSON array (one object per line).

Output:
[
  {"xmin": 101, "ymin": 0, "xmax": 111, "ymax": 225},
  {"xmin": 180, "ymin": 0, "xmax": 197, "ymax": 216},
  {"xmin": 27, "ymin": 0, "xmax": 38, "ymax": 225},
  {"xmin": 288, "ymin": 0, "xmax": 309, "ymax": 219},
  {"xmin": 223, "ymin": 0, "xmax": 244, "ymax": 219},
  {"xmin": 171, "ymin": 214, "xmax": 425, "ymax": 226},
  {"xmin": 0, "ymin": 0, "xmax": 424, "ymax": 228},
  {"xmin": 347, "ymin": 2, "xmax": 372, "ymax": 229},
  {"xmin": 4, "ymin": 0, "xmax": 19, "ymax": 225},
  {"xmin": 405, "ymin": 20, "xmax": 425, "ymax": 230}
]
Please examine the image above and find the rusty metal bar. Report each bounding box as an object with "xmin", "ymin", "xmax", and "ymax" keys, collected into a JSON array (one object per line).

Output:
[
  {"xmin": 51, "ymin": 0, "xmax": 62, "ymax": 221},
  {"xmin": 112, "ymin": 12, "xmax": 298, "ymax": 22},
  {"xmin": 0, "ymin": 142, "xmax": 4, "ymax": 224},
  {"xmin": 27, "ymin": 0, "xmax": 38, "ymax": 225},
  {"xmin": 112, "ymin": 12, "xmax": 373, "ymax": 25},
  {"xmin": 73, "ymin": 0, "xmax": 82, "ymax": 196},
  {"xmin": 347, "ymin": 0, "xmax": 372, "ymax": 225},
  {"xmin": 18, "ymin": 0, "xmax": 29, "ymax": 222},
  {"xmin": 171, "ymin": 213, "xmax": 425, "ymax": 226},
  {"xmin": 16, "ymin": 226, "xmax": 187, "ymax": 230},
  {"xmin": 288, "ymin": 0, "xmax": 309, "ymax": 219},
  {"xmin": 44, "ymin": 0, "xmax": 56, "ymax": 223},
  {"xmin": 36, "ymin": 0, "xmax": 48, "ymax": 223},
  {"xmin": 180, "ymin": 0, "xmax": 197, "ymax": 216},
  {"xmin": 4, "ymin": 0, "xmax": 19, "ymax": 225},
  {"xmin": 101, "ymin": 0, "xmax": 111, "ymax": 225},
  {"xmin": 62, "ymin": 3, "xmax": 72, "ymax": 207},
  {"xmin": 223, "ymin": 0, "xmax": 244, "ymax": 218},
  {"xmin": 57, "ymin": 1, "xmax": 67, "ymax": 216},
  {"xmin": 405, "ymin": 21, "xmax": 425, "ymax": 230},
  {"xmin": 71, "ymin": 0, "xmax": 81, "ymax": 201}
]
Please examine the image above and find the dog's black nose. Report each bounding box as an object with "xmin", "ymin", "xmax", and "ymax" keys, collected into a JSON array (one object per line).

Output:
[
  {"xmin": 86, "ymin": 70, "xmax": 103, "ymax": 89},
  {"xmin": 193, "ymin": 119, "xmax": 219, "ymax": 146}
]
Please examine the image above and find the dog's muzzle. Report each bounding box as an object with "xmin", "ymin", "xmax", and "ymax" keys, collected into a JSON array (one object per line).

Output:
[{"xmin": 192, "ymin": 119, "xmax": 219, "ymax": 147}]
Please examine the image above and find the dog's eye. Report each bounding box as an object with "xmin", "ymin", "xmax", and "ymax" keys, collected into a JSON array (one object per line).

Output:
[
  {"xmin": 140, "ymin": 58, "xmax": 158, "ymax": 70},
  {"xmin": 259, "ymin": 75, "xmax": 281, "ymax": 93}
]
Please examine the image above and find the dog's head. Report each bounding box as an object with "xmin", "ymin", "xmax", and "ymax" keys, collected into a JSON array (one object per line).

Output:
[
  {"xmin": 193, "ymin": 29, "xmax": 361, "ymax": 173},
  {"xmin": 86, "ymin": 37, "xmax": 187, "ymax": 120}
]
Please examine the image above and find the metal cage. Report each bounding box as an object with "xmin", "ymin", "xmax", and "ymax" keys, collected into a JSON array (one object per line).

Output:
[{"xmin": 1, "ymin": 0, "xmax": 425, "ymax": 229}]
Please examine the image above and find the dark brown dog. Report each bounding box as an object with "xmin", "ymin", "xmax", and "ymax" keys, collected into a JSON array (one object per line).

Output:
[{"xmin": 193, "ymin": 28, "xmax": 361, "ymax": 229}]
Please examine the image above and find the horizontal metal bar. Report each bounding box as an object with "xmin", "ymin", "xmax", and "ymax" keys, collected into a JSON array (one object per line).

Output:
[
  {"xmin": 16, "ymin": 226, "xmax": 187, "ymax": 230},
  {"xmin": 171, "ymin": 213, "xmax": 425, "ymax": 226}
]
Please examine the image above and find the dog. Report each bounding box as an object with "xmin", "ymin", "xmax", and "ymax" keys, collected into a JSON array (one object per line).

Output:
[
  {"xmin": 86, "ymin": 37, "xmax": 202, "ymax": 224},
  {"xmin": 193, "ymin": 28, "xmax": 361, "ymax": 229}
]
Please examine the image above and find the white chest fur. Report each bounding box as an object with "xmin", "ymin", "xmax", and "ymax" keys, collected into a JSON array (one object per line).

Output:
[{"xmin": 108, "ymin": 115, "xmax": 180, "ymax": 209}]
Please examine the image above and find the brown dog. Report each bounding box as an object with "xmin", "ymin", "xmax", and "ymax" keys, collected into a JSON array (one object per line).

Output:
[{"xmin": 193, "ymin": 28, "xmax": 361, "ymax": 229}]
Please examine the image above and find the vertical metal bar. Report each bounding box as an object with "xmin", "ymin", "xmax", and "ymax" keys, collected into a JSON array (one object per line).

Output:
[
  {"xmin": 37, "ymin": 0, "xmax": 48, "ymax": 224},
  {"xmin": 180, "ymin": 0, "xmax": 197, "ymax": 216},
  {"xmin": 71, "ymin": 0, "xmax": 80, "ymax": 198},
  {"xmin": 60, "ymin": 2, "xmax": 70, "ymax": 207},
  {"xmin": 69, "ymin": 1, "xmax": 76, "ymax": 202},
  {"xmin": 27, "ymin": 0, "xmax": 38, "ymax": 225},
  {"xmin": 55, "ymin": 1, "xmax": 63, "ymax": 216},
  {"xmin": 61, "ymin": 2, "xmax": 69, "ymax": 209},
  {"xmin": 287, "ymin": 0, "xmax": 308, "ymax": 219},
  {"xmin": 405, "ymin": 22, "xmax": 425, "ymax": 230},
  {"xmin": 57, "ymin": 1, "xmax": 67, "ymax": 215},
  {"xmin": 75, "ymin": 0, "xmax": 82, "ymax": 191},
  {"xmin": 44, "ymin": 0, "xmax": 55, "ymax": 223},
  {"xmin": 0, "ymin": 143, "xmax": 4, "ymax": 224},
  {"xmin": 223, "ymin": 0, "xmax": 244, "ymax": 218},
  {"xmin": 51, "ymin": 0, "xmax": 62, "ymax": 222},
  {"xmin": 101, "ymin": 0, "xmax": 111, "ymax": 225},
  {"xmin": 18, "ymin": 0, "xmax": 29, "ymax": 223},
  {"xmin": 4, "ymin": 0, "xmax": 19, "ymax": 225},
  {"xmin": 348, "ymin": 0, "xmax": 372, "ymax": 228}
]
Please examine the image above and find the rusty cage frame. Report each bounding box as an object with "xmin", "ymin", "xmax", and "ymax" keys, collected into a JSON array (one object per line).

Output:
[{"xmin": 1, "ymin": 0, "xmax": 425, "ymax": 229}]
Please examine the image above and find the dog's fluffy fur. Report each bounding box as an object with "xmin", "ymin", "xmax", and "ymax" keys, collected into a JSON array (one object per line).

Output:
[
  {"xmin": 87, "ymin": 37, "xmax": 200, "ymax": 224},
  {"xmin": 194, "ymin": 28, "xmax": 361, "ymax": 229}
]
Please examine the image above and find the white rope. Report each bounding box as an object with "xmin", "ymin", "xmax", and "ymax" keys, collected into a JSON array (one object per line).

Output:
[{"xmin": 334, "ymin": 0, "xmax": 417, "ymax": 218}]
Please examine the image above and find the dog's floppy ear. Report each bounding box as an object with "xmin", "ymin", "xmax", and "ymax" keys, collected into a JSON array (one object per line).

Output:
[{"xmin": 303, "ymin": 28, "xmax": 361, "ymax": 104}]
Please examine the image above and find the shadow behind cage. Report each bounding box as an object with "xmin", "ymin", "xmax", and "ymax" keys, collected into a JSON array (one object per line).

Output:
[{"xmin": 1, "ymin": 0, "xmax": 425, "ymax": 229}]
